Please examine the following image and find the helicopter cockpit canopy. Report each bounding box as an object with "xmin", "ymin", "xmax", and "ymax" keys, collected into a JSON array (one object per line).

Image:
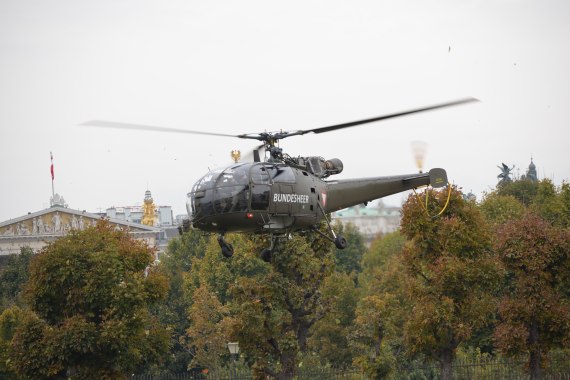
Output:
[{"xmin": 186, "ymin": 163, "xmax": 296, "ymax": 230}]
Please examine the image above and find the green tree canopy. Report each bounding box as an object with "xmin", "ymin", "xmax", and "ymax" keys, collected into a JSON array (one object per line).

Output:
[
  {"xmin": 0, "ymin": 306, "xmax": 29, "ymax": 379},
  {"xmin": 228, "ymin": 232, "xmax": 334, "ymax": 379},
  {"xmin": 496, "ymin": 177, "xmax": 538, "ymax": 206},
  {"xmin": 153, "ymin": 229, "xmax": 210, "ymax": 374},
  {"xmin": 489, "ymin": 178, "xmax": 570, "ymax": 228},
  {"xmin": 530, "ymin": 180, "xmax": 570, "ymax": 228},
  {"xmin": 351, "ymin": 232, "xmax": 408, "ymax": 378},
  {"xmin": 359, "ymin": 231, "xmax": 406, "ymax": 294},
  {"xmin": 332, "ymin": 222, "xmax": 366, "ymax": 275},
  {"xmin": 11, "ymin": 221, "xmax": 170, "ymax": 379},
  {"xmin": 181, "ymin": 232, "xmax": 268, "ymax": 375},
  {"xmin": 0, "ymin": 246, "xmax": 34, "ymax": 308},
  {"xmin": 308, "ymin": 271, "xmax": 358, "ymax": 369},
  {"xmin": 479, "ymin": 193, "xmax": 525, "ymax": 227}
]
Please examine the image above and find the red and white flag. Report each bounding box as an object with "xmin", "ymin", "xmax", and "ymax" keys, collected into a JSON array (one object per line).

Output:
[{"xmin": 50, "ymin": 152, "xmax": 54, "ymax": 180}]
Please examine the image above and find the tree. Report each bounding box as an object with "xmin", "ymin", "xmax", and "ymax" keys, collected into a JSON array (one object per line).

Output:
[
  {"xmin": 181, "ymin": 232, "xmax": 268, "ymax": 375},
  {"xmin": 152, "ymin": 229, "xmax": 210, "ymax": 374},
  {"xmin": 0, "ymin": 246, "xmax": 33, "ymax": 308},
  {"xmin": 0, "ymin": 306, "xmax": 29, "ymax": 379},
  {"xmin": 479, "ymin": 193, "xmax": 525, "ymax": 227},
  {"xmin": 308, "ymin": 271, "xmax": 358, "ymax": 369},
  {"xmin": 351, "ymin": 232, "xmax": 408, "ymax": 378},
  {"xmin": 496, "ymin": 178, "xmax": 538, "ymax": 206},
  {"xmin": 530, "ymin": 180, "xmax": 570, "ymax": 228},
  {"xmin": 359, "ymin": 231, "xmax": 406, "ymax": 293},
  {"xmin": 400, "ymin": 187, "xmax": 502, "ymax": 380},
  {"xmin": 11, "ymin": 221, "xmax": 170, "ymax": 379},
  {"xmin": 492, "ymin": 178, "xmax": 570, "ymax": 228},
  {"xmin": 228, "ymin": 232, "xmax": 334, "ymax": 379},
  {"xmin": 493, "ymin": 212, "xmax": 570, "ymax": 379},
  {"xmin": 186, "ymin": 285, "xmax": 230, "ymax": 371},
  {"xmin": 350, "ymin": 294, "xmax": 398, "ymax": 379},
  {"xmin": 332, "ymin": 222, "xmax": 366, "ymax": 275}
]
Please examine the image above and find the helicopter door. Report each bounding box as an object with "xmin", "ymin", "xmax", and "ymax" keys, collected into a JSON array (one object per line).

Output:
[
  {"xmin": 250, "ymin": 165, "xmax": 271, "ymax": 211},
  {"xmin": 271, "ymin": 184, "xmax": 294, "ymax": 215}
]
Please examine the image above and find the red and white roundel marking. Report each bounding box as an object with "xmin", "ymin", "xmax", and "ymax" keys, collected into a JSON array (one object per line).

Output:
[{"xmin": 321, "ymin": 192, "xmax": 327, "ymax": 207}]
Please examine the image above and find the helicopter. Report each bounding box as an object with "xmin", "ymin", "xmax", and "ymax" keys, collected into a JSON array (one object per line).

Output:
[{"xmin": 83, "ymin": 97, "xmax": 477, "ymax": 261}]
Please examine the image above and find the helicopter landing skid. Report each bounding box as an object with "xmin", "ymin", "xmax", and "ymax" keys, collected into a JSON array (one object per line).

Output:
[
  {"xmin": 315, "ymin": 202, "xmax": 348, "ymax": 250},
  {"xmin": 217, "ymin": 233, "xmax": 234, "ymax": 258},
  {"xmin": 261, "ymin": 235, "xmax": 281, "ymax": 263},
  {"xmin": 311, "ymin": 227, "xmax": 347, "ymax": 250}
]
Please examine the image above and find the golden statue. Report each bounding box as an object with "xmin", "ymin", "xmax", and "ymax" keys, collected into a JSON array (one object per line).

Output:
[
  {"xmin": 231, "ymin": 150, "xmax": 241, "ymax": 163},
  {"xmin": 141, "ymin": 190, "xmax": 156, "ymax": 226}
]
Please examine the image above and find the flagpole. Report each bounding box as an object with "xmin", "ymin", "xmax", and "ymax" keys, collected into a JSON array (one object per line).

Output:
[{"xmin": 50, "ymin": 152, "xmax": 55, "ymax": 203}]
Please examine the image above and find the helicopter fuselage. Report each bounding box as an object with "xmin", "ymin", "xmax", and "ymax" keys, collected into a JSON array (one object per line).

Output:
[
  {"xmin": 187, "ymin": 161, "xmax": 447, "ymax": 235},
  {"xmin": 83, "ymin": 97, "xmax": 473, "ymax": 257}
]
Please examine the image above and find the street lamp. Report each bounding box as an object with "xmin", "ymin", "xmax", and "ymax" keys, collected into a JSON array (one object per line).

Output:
[
  {"xmin": 227, "ymin": 342, "xmax": 239, "ymax": 379},
  {"xmin": 227, "ymin": 342, "xmax": 239, "ymax": 356}
]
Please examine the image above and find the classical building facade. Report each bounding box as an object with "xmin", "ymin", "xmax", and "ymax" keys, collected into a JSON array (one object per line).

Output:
[
  {"xmin": 0, "ymin": 204, "xmax": 160, "ymax": 256},
  {"xmin": 332, "ymin": 200, "xmax": 401, "ymax": 245}
]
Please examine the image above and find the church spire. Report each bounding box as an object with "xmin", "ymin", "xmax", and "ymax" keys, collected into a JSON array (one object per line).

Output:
[{"xmin": 526, "ymin": 156, "xmax": 538, "ymax": 182}]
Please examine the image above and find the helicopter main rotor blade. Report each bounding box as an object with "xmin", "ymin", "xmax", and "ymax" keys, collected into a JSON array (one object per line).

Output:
[
  {"xmin": 299, "ymin": 97, "xmax": 479, "ymax": 135},
  {"xmin": 81, "ymin": 120, "xmax": 243, "ymax": 139},
  {"xmin": 82, "ymin": 97, "xmax": 478, "ymax": 145}
]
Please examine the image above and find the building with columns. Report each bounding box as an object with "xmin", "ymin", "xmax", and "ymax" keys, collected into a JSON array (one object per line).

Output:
[
  {"xmin": 332, "ymin": 200, "xmax": 401, "ymax": 245},
  {"xmin": 0, "ymin": 194, "xmax": 161, "ymax": 256}
]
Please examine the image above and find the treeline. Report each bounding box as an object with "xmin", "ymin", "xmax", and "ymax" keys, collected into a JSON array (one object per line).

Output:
[{"xmin": 0, "ymin": 178, "xmax": 568, "ymax": 379}]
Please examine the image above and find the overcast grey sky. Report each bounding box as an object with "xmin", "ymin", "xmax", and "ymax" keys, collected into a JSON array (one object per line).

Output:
[{"xmin": 1, "ymin": 0, "xmax": 569, "ymax": 221}]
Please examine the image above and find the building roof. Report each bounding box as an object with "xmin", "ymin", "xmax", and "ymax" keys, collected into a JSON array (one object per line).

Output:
[
  {"xmin": 333, "ymin": 203, "xmax": 400, "ymax": 218},
  {"xmin": 0, "ymin": 206, "xmax": 159, "ymax": 233}
]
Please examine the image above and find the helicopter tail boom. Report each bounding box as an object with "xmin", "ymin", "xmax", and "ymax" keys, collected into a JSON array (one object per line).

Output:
[{"xmin": 324, "ymin": 168, "xmax": 447, "ymax": 213}]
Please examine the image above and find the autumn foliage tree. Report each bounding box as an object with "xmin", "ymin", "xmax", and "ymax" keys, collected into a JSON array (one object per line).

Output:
[
  {"xmin": 400, "ymin": 187, "xmax": 502, "ymax": 380},
  {"xmin": 186, "ymin": 285, "xmax": 230, "ymax": 371},
  {"xmin": 155, "ymin": 229, "xmax": 210, "ymax": 373},
  {"xmin": 308, "ymin": 271, "xmax": 358, "ymax": 369},
  {"xmin": 181, "ymin": 233, "xmax": 269, "ymax": 373},
  {"xmin": 493, "ymin": 212, "xmax": 570, "ymax": 379},
  {"xmin": 11, "ymin": 221, "xmax": 170, "ymax": 379},
  {"xmin": 228, "ymin": 232, "xmax": 334, "ymax": 380},
  {"xmin": 351, "ymin": 232, "xmax": 407, "ymax": 378}
]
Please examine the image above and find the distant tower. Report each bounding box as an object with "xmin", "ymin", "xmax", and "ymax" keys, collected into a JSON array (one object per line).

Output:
[
  {"xmin": 141, "ymin": 190, "xmax": 156, "ymax": 226},
  {"xmin": 526, "ymin": 157, "xmax": 538, "ymax": 182}
]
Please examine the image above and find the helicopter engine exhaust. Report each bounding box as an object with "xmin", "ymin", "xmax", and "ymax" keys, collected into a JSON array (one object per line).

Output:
[
  {"xmin": 325, "ymin": 158, "xmax": 343, "ymax": 176},
  {"xmin": 305, "ymin": 157, "xmax": 343, "ymax": 178}
]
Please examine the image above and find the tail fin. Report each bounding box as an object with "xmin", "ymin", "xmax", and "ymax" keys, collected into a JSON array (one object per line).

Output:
[{"xmin": 429, "ymin": 168, "xmax": 448, "ymax": 188}]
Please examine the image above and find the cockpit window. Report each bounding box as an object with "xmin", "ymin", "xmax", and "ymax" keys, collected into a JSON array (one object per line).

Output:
[
  {"xmin": 216, "ymin": 164, "xmax": 249, "ymax": 187},
  {"xmin": 190, "ymin": 164, "xmax": 251, "ymax": 218},
  {"xmin": 189, "ymin": 163, "xmax": 296, "ymax": 219},
  {"xmin": 251, "ymin": 165, "xmax": 270, "ymax": 184},
  {"xmin": 250, "ymin": 164, "xmax": 295, "ymax": 184},
  {"xmin": 192, "ymin": 168, "xmax": 223, "ymax": 192},
  {"xmin": 267, "ymin": 165, "xmax": 295, "ymax": 183}
]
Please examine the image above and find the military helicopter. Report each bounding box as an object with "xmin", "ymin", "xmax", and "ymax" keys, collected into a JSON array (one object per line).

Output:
[{"xmin": 83, "ymin": 97, "xmax": 477, "ymax": 261}]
